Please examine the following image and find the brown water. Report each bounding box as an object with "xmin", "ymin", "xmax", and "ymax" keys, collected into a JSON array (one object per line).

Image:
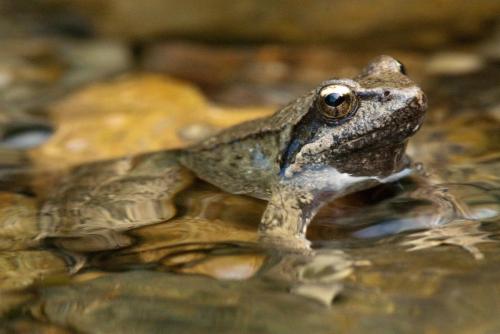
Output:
[{"xmin": 0, "ymin": 27, "xmax": 500, "ymax": 334}]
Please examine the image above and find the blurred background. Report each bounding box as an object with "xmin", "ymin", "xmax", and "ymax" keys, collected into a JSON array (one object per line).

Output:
[
  {"xmin": 1, "ymin": 0, "xmax": 499, "ymax": 105},
  {"xmin": 1, "ymin": 0, "xmax": 499, "ymax": 164}
]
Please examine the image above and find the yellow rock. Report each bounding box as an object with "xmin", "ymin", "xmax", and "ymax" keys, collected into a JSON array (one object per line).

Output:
[
  {"xmin": 0, "ymin": 251, "xmax": 67, "ymax": 291},
  {"xmin": 0, "ymin": 291, "xmax": 32, "ymax": 316},
  {"xmin": 175, "ymin": 253, "xmax": 266, "ymax": 280},
  {"xmin": 113, "ymin": 217, "xmax": 259, "ymax": 265},
  {"xmin": 97, "ymin": 188, "xmax": 264, "ymax": 268},
  {"xmin": 30, "ymin": 74, "xmax": 273, "ymax": 169}
]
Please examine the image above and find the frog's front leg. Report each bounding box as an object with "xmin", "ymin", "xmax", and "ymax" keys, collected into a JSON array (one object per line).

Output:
[
  {"xmin": 259, "ymin": 183, "xmax": 314, "ymax": 238},
  {"xmin": 259, "ymin": 166, "xmax": 383, "ymax": 245}
]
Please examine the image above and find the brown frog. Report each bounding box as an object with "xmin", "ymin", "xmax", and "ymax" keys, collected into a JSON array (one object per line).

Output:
[{"xmin": 40, "ymin": 55, "xmax": 427, "ymax": 246}]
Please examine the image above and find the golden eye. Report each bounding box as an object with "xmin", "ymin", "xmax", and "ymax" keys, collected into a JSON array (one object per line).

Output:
[{"xmin": 316, "ymin": 85, "xmax": 358, "ymax": 122}]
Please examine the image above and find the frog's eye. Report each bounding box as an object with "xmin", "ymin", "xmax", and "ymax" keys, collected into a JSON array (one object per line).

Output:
[{"xmin": 317, "ymin": 85, "xmax": 358, "ymax": 123}]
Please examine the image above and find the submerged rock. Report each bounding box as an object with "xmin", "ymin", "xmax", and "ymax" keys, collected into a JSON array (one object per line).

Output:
[
  {"xmin": 0, "ymin": 250, "xmax": 67, "ymax": 291},
  {"xmin": 33, "ymin": 270, "xmax": 335, "ymax": 334}
]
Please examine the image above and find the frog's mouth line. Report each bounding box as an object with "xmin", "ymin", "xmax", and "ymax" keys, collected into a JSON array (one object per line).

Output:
[{"xmin": 340, "ymin": 125, "xmax": 414, "ymax": 152}]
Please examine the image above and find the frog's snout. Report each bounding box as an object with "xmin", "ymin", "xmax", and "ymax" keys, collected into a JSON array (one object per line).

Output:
[
  {"xmin": 399, "ymin": 86, "xmax": 427, "ymax": 115},
  {"xmin": 411, "ymin": 88, "xmax": 427, "ymax": 112}
]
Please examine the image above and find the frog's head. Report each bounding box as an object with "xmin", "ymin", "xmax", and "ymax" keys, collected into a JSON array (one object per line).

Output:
[{"xmin": 282, "ymin": 55, "xmax": 427, "ymax": 178}]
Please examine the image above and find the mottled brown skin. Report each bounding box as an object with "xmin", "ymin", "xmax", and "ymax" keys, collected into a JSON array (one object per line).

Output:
[
  {"xmin": 42, "ymin": 56, "xmax": 426, "ymax": 244},
  {"xmin": 181, "ymin": 55, "xmax": 426, "ymax": 239}
]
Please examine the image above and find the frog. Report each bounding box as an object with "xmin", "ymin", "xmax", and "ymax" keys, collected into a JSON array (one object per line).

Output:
[{"xmin": 40, "ymin": 55, "xmax": 427, "ymax": 247}]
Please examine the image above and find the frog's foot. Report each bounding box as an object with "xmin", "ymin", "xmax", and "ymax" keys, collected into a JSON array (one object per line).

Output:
[
  {"xmin": 386, "ymin": 174, "xmax": 496, "ymax": 260},
  {"xmin": 401, "ymin": 219, "xmax": 493, "ymax": 260},
  {"xmin": 409, "ymin": 182, "xmax": 473, "ymax": 226}
]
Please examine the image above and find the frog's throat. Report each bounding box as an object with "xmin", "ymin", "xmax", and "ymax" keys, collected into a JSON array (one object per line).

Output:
[
  {"xmin": 332, "ymin": 141, "xmax": 410, "ymax": 177},
  {"xmin": 284, "ymin": 141, "xmax": 409, "ymax": 179}
]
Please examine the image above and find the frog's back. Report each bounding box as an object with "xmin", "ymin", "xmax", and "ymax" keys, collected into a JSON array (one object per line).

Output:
[
  {"xmin": 190, "ymin": 92, "xmax": 314, "ymax": 150},
  {"xmin": 180, "ymin": 92, "xmax": 315, "ymax": 199}
]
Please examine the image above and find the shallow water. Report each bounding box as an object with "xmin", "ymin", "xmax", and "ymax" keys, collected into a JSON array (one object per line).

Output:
[
  {"xmin": 1, "ymin": 118, "xmax": 499, "ymax": 334},
  {"xmin": 1, "ymin": 35, "xmax": 500, "ymax": 334}
]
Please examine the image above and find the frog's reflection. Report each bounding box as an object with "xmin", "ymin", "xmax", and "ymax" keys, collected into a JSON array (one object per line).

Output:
[
  {"xmin": 42, "ymin": 177, "xmax": 494, "ymax": 310},
  {"xmin": 42, "ymin": 181, "xmax": 369, "ymax": 306}
]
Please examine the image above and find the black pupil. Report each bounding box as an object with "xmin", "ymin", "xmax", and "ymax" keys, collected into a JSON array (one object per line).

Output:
[{"xmin": 324, "ymin": 93, "xmax": 345, "ymax": 107}]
